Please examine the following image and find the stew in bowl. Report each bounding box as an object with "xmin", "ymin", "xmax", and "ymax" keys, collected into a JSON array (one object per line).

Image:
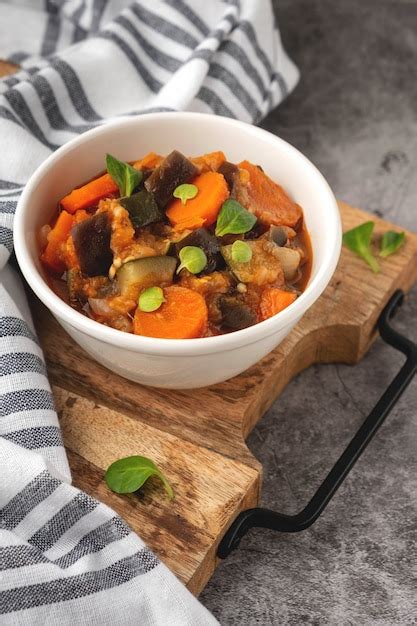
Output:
[{"xmin": 39, "ymin": 149, "xmax": 312, "ymax": 340}]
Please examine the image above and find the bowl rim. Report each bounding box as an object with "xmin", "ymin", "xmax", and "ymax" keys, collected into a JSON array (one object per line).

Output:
[{"xmin": 14, "ymin": 112, "xmax": 342, "ymax": 357}]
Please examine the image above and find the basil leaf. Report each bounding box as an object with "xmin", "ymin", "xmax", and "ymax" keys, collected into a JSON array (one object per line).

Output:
[
  {"xmin": 342, "ymin": 221, "xmax": 380, "ymax": 273},
  {"xmin": 215, "ymin": 199, "xmax": 257, "ymax": 237},
  {"xmin": 106, "ymin": 153, "xmax": 143, "ymax": 198},
  {"xmin": 173, "ymin": 183, "xmax": 198, "ymax": 205},
  {"xmin": 105, "ymin": 455, "xmax": 174, "ymax": 499},
  {"xmin": 176, "ymin": 246, "xmax": 207, "ymax": 274},
  {"xmin": 231, "ymin": 240, "xmax": 252, "ymax": 263},
  {"xmin": 138, "ymin": 286, "xmax": 165, "ymax": 312},
  {"xmin": 380, "ymin": 230, "xmax": 405, "ymax": 258}
]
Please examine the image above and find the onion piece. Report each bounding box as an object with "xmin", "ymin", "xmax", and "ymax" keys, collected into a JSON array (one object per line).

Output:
[
  {"xmin": 88, "ymin": 297, "xmax": 113, "ymax": 317},
  {"xmin": 273, "ymin": 247, "xmax": 301, "ymax": 280}
]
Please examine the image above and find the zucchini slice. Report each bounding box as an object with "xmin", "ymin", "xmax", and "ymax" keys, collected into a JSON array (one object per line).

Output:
[{"xmin": 116, "ymin": 256, "xmax": 177, "ymax": 297}]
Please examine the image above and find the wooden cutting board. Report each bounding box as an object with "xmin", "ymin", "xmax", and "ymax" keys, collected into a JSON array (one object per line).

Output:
[
  {"xmin": 26, "ymin": 203, "xmax": 417, "ymax": 595},
  {"xmin": 0, "ymin": 60, "xmax": 18, "ymax": 76},
  {"xmin": 2, "ymin": 51, "xmax": 416, "ymax": 595}
]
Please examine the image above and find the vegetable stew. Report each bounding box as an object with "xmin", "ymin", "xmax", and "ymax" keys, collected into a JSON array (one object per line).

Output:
[{"xmin": 39, "ymin": 150, "xmax": 312, "ymax": 339}]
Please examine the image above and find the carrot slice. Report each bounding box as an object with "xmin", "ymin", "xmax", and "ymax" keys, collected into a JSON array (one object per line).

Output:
[
  {"xmin": 191, "ymin": 151, "xmax": 226, "ymax": 173},
  {"xmin": 41, "ymin": 209, "xmax": 90, "ymax": 272},
  {"xmin": 259, "ymin": 287, "xmax": 297, "ymax": 321},
  {"xmin": 166, "ymin": 171, "xmax": 229, "ymax": 232},
  {"xmin": 133, "ymin": 152, "xmax": 163, "ymax": 170},
  {"xmin": 60, "ymin": 153, "xmax": 163, "ymax": 213},
  {"xmin": 62, "ymin": 210, "xmax": 90, "ymax": 270},
  {"xmin": 133, "ymin": 286, "xmax": 208, "ymax": 339},
  {"xmin": 238, "ymin": 160, "xmax": 302, "ymax": 228},
  {"xmin": 172, "ymin": 216, "xmax": 205, "ymax": 233},
  {"xmin": 41, "ymin": 211, "xmax": 75, "ymax": 273},
  {"xmin": 60, "ymin": 173, "xmax": 118, "ymax": 213}
]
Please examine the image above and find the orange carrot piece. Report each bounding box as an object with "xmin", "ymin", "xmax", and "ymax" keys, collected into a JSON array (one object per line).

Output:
[
  {"xmin": 238, "ymin": 160, "xmax": 302, "ymax": 228},
  {"xmin": 62, "ymin": 210, "xmax": 90, "ymax": 270},
  {"xmin": 60, "ymin": 173, "xmax": 118, "ymax": 213},
  {"xmin": 60, "ymin": 153, "xmax": 163, "ymax": 214},
  {"xmin": 133, "ymin": 152, "xmax": 163, "ymax": 170},
  {"xmin": 191, "ymin": 151, "xmax": 226, "ymax": 173},
  {"xmin": 172, "ymin": 216, "xmax": 205, "ymax": 233},
  {"xmin": 41, "ymin": 211, "xmax": 75, "ymax": 273},
  {"xmin": 259, "ymin": 287, "xmax": 297, "ymax": 321},
  {"xmin": 133, "ymin": 286, "xmax": 208, "ymax": 339},
  {"xmin": 166, "ymin": 171, "xmax": 229, "ymax": 232}
]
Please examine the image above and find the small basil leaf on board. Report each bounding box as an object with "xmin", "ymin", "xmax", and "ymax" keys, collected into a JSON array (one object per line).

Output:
[
  {"xmin": 105, "ymin": 455, "xmax": 174, "ymax": 499},
  {"xmin": 342, "ymin": 221, "xmax": 380, "ymax": 273},
  {"xmin": 176, "ymin": 246, "xmax": 207, "ymax": 274},
  {"xmin": 231, "ymin": 240, "xmax": 252, "ymax": 263},
  {"xmin": 138, "ymin": 286, "xmax": 165, "ymax": 312},
  {"xmin": 173, "ymin": 183, "xmax": 198, "ymax": 205},
  {"xmin": 215, "ymin": 199, "xmax": 257, "ymax": 237},
  {"xmin": 380, "ymin": 230, "xmax": 406, "ymax": 258},
  {"xmin": 106, "ymin": 153, "xmax": 143, "ymax": 198}
]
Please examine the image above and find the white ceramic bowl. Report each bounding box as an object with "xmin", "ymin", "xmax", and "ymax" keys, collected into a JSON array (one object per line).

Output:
[{"xmin": 14, "ymin": 113, "xmax": 341, "ymax": 389}]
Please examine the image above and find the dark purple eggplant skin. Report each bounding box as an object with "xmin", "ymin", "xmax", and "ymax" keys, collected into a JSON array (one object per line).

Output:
[
  {"xmin": 217, "ymin": 161, "xmax": 239, "ymax": 194},
  {"xmin": 219, "ymin": 296, "xmax": 257, "ymax": 330},
  {"xmin": 140, "ymin": 168, "xmax": 153, "ymax": 183},
  {"xmin": 144, "ymin": 150, "xmax": 198, "ymax": 209},
  {"xmin": 71, "ymin": 213, "xmax": 112, "ymax": 277},
  {"xmin": 175, "ymin": 228, "xmax": 224, "ymax": 273},
  {"xmin": 268, "ymin": 225, "xmax": 288, "ymax": 247},
  {"xmin": 245, "ymin": 223, "xmax": 267, "ymax": 240}
]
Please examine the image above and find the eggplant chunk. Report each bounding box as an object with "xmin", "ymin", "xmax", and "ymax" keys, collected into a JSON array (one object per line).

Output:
[
  {"xmin": 263, "ymin": 224, "xmax": 296, "ymax": 245},
  {"xmin": 144, "ymin": 150, "xmax": 198, "ymax": 208},
  {"xmin": 268, "ymin": 226, "xmax": 288, "ymax": 247},
  {"xmin": 218, "ymin": 161, "xmax": 239, "ymax": 193},
  {"xmin": 222, "ymin": 239, "xmax": 285, "ymax": 286},
  {"xmin": 72, "ymin": 213, "xmax": 112, "ymax": 277},
  {"xmin": 120, "ymin": 190, "xmax": 164, "ymax": 228},
  {"xmin": 220, "ymin": 296, "xmax": 256, "ymax": 330},
  {"xmin": 116, "ymin": 255, "xmax": 177, "ymax": 298},
  {"xmin": 175, "ymin": 228, "xmax": 224, "ymax": 273}
]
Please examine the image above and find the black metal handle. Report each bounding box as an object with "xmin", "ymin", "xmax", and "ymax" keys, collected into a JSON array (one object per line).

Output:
[{"xmin": 217, "ymin": 290, "xmax": 417, "ymax": 559}]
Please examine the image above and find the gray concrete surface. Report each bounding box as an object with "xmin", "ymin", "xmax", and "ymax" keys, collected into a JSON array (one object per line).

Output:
[{"xmin": 201, "ymin": 1, "xmax": 417, "ymax": 623}]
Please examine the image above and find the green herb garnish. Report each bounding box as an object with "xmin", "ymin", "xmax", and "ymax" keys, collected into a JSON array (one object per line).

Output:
[
  {"xmin": 105, "ymin": 455, "xmax": 174, "ymax": 499},
  {"xmin": 342, "ymin": 221, "xmax": 380, "ymax": 273},
  {"xmin": 380, "ymin": 230, "xmax": 406, "ymax": 258},
  {"xmin": 215, "ymin": 199, "xmax": 257, "ymax": 237},
  {"xmin": 106, "ymin": 153, "xmax": 142, "ymax": 198},
  {"xmin": 231, "ymin": 240, "xmax": 252, "ymax": 263},
  {"xmin": 176, "ymin": 246, "xmax": 207, "ymax": 274},
  {"xmin": 173, "ymin": 183, "xmax": 198, "ymax": 205},
  {"xmin": 138, "ymin": 286, "xmax": 165, "ymax": 312}
]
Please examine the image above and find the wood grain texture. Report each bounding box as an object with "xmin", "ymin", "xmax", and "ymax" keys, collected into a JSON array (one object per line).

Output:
[
  {"xmin": 26, "ymin": 202, "xmax": 417, "ymax": 594},
  {"xmin": 56, "ymin": 388, "xmax": 260, "ymax": 595},
  {"xmin": 0, "ymin": 60, "xmax": 18, "ymax": 77}
]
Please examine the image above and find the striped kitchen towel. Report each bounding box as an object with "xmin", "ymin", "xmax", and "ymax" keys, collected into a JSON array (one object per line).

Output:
[{"xmin": 0, "ymin": 1, "xmax": 298, "ymax": 624}]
